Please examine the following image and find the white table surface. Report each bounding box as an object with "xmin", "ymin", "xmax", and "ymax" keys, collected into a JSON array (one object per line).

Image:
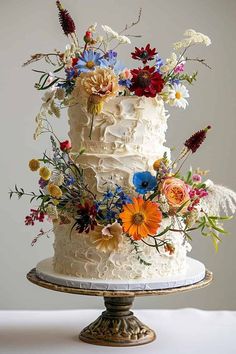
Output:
[{"xmin": 0, "ymin": 309, "xmax": 235, "ymax": 354}]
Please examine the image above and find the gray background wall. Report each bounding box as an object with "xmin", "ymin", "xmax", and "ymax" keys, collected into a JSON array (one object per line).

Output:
[{"xmin": 1, "ymin": 0, "xmax": 235, "ymax": 310}]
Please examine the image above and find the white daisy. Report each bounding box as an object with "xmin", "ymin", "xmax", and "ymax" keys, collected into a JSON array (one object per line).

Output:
[{"xmin": 168, "ymin": 83, "xmax": 189, "ymax": 109}]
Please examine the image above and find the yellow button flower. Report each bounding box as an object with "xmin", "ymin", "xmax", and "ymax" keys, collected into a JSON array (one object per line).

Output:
[
  {"xmin": 29, "ymin": 159, "xmax": 40, "ymax": 172},
  {"xmin": 48, "ymin": 184, "xmax": 63, "ymax": 198},
  {"xmin": 39, "ymin": 166, "xmax": 51, "ymax": 181},
  {"xmin": 153, "ymin": 158, "xmax": 163, "ymax": 171}
]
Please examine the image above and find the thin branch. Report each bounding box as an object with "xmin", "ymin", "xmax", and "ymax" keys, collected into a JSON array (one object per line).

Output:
[
  {"xmin": 185, "ymin": 57, "xmax": 212, "ymax": 69},
  {"xmin": 22, "ymin": 53, "xmax": 61, "ymax": 67},
  {"xmin": 119, "ymin": 8, "xmax": 142, "ymax": 34}
]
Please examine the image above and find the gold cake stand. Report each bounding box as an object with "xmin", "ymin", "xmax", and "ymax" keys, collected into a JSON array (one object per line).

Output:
[{"xmin": 27, "ymin": 268, "xmax": 213, "ymax": 347}]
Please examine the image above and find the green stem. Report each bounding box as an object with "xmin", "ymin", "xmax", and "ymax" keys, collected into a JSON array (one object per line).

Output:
[{"xmin": 88, "ymin": 114, "xmax": 95, "ymax": 140}]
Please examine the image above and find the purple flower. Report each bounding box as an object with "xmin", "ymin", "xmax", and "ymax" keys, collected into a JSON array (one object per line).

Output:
[{"xmin": 39, "ymin": 178, "xmax": 48, "ymax": 189}]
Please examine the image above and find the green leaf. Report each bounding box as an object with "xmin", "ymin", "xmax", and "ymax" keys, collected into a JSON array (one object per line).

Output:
[
  {"xmin": 185, "ymin": 170, "xmax": 192, "ymax": 184},
  {"xmin": 39, "ymin": 74, "xmax": 50, "ymax": 89},
  {"xmin": 53, "ymin": 65, "xmax": 65, "ymax": 73},
  {"xmin": 38, "ymin": 78, "xmax": 59, "ymax": 91},
  {"xmin": 176, "ymin": 199, "xmax": 189, "ymax": 213},
  {"xmin": 208, "ymin": 215, "xmax": 233, "ymax": 221},
  {"xmin": 207, "ymin": 217, "xmax": 228, "ymax": 234},
  {"xmin": 153, "ymin": 225, "xmax": 172, "ymax": 238},
  {"xmin": 210, "ymin": 232, "xmax": 221, "ymax": 252},
  {"xmin": 39, "ymin": 73, "xmax": 48, "ymax": 85}
]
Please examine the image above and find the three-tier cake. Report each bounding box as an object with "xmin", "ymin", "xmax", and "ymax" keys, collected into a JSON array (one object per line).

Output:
[{"xmin": 12, "ymin": 1, "xmax": 236, "ymax": 284}]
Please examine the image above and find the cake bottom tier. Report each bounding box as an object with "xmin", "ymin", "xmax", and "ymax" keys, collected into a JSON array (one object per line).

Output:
[
  {"xmin": 36, "ymin": 257, "xmax": 206, "ymax": 291},
  {"xmin": 53, "ymin": 219, "xmax": 192, "ymax": 280}
]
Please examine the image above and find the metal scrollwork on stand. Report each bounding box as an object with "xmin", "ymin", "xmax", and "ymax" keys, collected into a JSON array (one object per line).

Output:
[{"xmin": 79, "ymin": 296, "xmax": 155, "ymax": 346}]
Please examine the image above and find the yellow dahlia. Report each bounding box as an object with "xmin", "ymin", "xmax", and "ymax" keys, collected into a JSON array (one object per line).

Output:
[
  {"xmin": 29, "ymin": 159, "xmax": 40, "ymax": 172},
  {"xmin": 73, "ymin": 67, "xmax": 119, "ymax": 114},
  {"xmin": 48, "ymin": 184, "xmax": 62, "ymax": 198},
  {"xmin": 92, "ymin": 222, "xmax": 123, "ymax": 253},
  {"xmin": 119, "ymin": 197, "xmax": 162, "ymax": 240},
  {"xmin": 39, "ymin": 166, "xmax": 51, "ymax": 181}
]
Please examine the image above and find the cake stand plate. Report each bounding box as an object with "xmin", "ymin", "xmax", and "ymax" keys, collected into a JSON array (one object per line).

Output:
[
  {"xmin": 36, "ymin": 257, "xmax": 206, "ymax": 291},
  {"xmin": 27, "ymin": 261, "xmax": 213, "ymax": 347}
]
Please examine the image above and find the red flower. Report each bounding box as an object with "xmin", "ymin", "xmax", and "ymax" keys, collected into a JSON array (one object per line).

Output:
[
  {"xmin": 25, "ymin": 209, "xmax": 45, "ymax": 226},
  {"xmin": 72, "ymin": 57, "xmax": 79, "ymax": 66},
  {"xmin": 184, "ymin": 126, "xmax": 211, "ymax": 153},
  {"xmin": 131, "ymin": 44, "xmax": 157, "ymax": 64},
  {"xmin": 130, "ymin": 66, "xmax": 164, "ymax": 98},
  {"xmin": 56, "ymin": 1, "xmax": 76, "ymax": 36},
  {"xmin": 84, "ymin": 31, "xmax": 92, "ymax": 43},
  {"xmin": 60, "ymin": 140, "xmax": 71, "ymax": 152},
  {"xmin": 75, "ymin": 201, "xmax": 97, "ymax": 233}
]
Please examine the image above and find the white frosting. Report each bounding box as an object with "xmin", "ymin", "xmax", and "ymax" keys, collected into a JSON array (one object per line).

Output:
[
  {"xmin": 53, "ymin": 219, "xmax": 191, "ymax": 280},
  {"xmin": 68, "ymin": 96, "xmax": 170, "ymax": 193},
  {"xmin": 52, "ymin": 96, "xmax": 191, "ymax": 280}
]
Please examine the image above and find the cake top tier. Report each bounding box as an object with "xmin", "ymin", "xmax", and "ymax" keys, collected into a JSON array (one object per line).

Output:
[{"xmin": 68, "ymin": 96, "xmax": 169, "ymax": 156}]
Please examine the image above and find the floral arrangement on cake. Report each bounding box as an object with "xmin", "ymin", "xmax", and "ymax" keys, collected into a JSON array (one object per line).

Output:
[
  {"xmin": 10, "ymin": 123, "xmax": 236, "ymax": 258},
  {"xmin": 10, "ymin": 1, "xmax": 236, "ymax": 264},
  {"xmin": 23, "ymin": 1, "xmax": 211, "ymax": 140}
]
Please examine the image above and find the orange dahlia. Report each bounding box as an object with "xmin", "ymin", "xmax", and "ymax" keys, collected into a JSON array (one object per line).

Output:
[{"xmin": 119, "ymin": 197, "xmax": 162, "ymax": 240}]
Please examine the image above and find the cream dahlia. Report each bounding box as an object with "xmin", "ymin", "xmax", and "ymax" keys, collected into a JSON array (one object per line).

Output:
[
  {"xmin": 73, "ymin": 67, "xmax": 119, "ymax": 113},
  {"xmin": 92, "ymin": 221, "xmax": 123, "ymax": 252}
]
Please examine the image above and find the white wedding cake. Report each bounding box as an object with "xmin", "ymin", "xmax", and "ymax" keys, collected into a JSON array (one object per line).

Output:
[
  {"xmin": 13, "ymin": 3, "xmax": 235, "ymax": 287},
  {"xmin": 53, "ymin": 96, "xmax": 191, "ymax": 279}
]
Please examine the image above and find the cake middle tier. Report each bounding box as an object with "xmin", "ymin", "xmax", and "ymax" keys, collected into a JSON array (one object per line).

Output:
[
  {"xmin": 77, "ymin": 151, "xmax": 167, "ymax": 194},
  {"xmin": 68, "ymin": 95, "xmax": 170, "ymax": 193}
]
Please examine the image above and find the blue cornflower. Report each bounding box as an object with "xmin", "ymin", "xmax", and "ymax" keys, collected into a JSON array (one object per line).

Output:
[
  {"xmin": 75, "ymin": 50, "xmax": 105, "ymax": 72},
  {"xmin": 105, "ymin": 50, "xmax": 118, "ymax": 66},
  {"xmin": 102, "ymin": 50, "xmax": 127, "ymax": 75},
  {"xmin": 119, "ymin": 192, "xmax": 132, "ymax": 204},
  {"xmin": 115, "ymin": 185, "xmax": 123, "ymax": 194},
  {"xmin": 65, "ymin": 175, "xmax": 75, "ymax": 186},
  {"xmin": 133, "ymin": 171, "xmax": 157, "ymax": 194},
  {"xmin": 114, "ymin": 185, "xmax": 132, "ymax": 204},
  {"xmin": 155, "ymin": 54, "xmax": 164, "ymax": 73},
  {"xmin": 105, "ymin": 209, "xmax": 116, "ymax": 220},
  {"xmin": 103, "ymin": 190, "xmax": 113, "ymax": 200},
  {"xmin": 119, "ymin": 78, "xmax": 132, "ymax": 88},
  {"xmin": 170, "ymin": 78, "xmax": 180, "ymax": 85},
  {"xmin": 65, "ymin": 67, "xmax": 77, "ymax": 80},
  {"xmin": 94, "ymin": 201, "xmax": 102, "ymax": 211}
]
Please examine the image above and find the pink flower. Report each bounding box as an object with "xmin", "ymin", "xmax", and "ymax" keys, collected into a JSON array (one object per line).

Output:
[
  {"xmin": 60, "ymin": 140, "xmax": 72, "ymax": 152},
  {"xmin": 196, "ymin": 188, "xmax": 208, "ymax": 198},
  {"xmin": 192, "ymin": 174, "xmax": 202, "ymax": 182},
  {"xmin": 189, "ymin": 189, "xmax": 196, "ymax": 199},
  {"xmin": 174, "ymin": 62, "xmax": 185, "ymax": 73},
  {"xmin": 120, "ymin": 68, "xmax": 132, "ymax": 81}
]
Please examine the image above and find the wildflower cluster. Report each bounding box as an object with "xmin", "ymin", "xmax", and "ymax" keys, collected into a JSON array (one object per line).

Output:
[
  {"xmin": 23, "ymin": 1, "xmax": 211, "ymax": 140},
  {"xmin": 12, "ymin": 2, "xmax": 236, "ymax": 266},
  {"xmin": 10, "ymin": 123, "xmax": 234, "ymax": 263}
]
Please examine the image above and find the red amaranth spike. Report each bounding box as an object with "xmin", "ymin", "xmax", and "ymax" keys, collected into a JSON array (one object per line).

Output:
[{"xmin": 56, "ymin": 1, "xmax": 76, "ymax": 36}]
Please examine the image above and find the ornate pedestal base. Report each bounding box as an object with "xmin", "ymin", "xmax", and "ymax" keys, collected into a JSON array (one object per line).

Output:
[
  {"xmin": 79, "ymin": 296, "xmax": 156, "ymax": 347},
  {"xmin": 27, "ymin": 268, "xmax": 213, "ymax": 347}
]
